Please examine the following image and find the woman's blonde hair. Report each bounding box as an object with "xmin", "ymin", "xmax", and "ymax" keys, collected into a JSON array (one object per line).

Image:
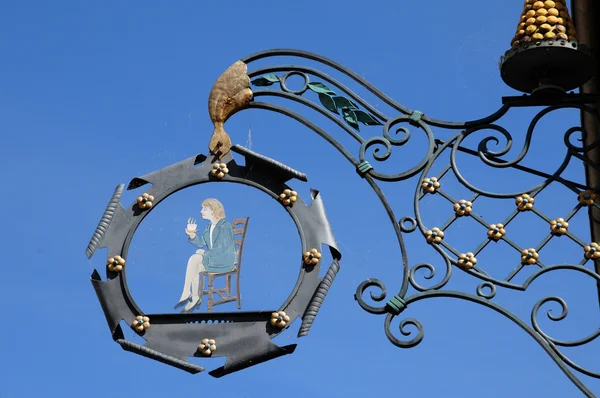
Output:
[{"xmin": 201, "ymin": 198, "xmax": 226, "ymax": 219}]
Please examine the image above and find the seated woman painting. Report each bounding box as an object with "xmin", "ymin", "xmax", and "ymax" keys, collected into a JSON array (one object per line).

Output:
[{"xmin": 175, "ymin": 198, "xmax": 236, "ymax": 312}]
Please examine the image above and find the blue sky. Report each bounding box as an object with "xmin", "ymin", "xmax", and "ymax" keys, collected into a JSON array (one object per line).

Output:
[{"xmin": 2, "ymin": 1, "xmax": 600, "ymax": 397}]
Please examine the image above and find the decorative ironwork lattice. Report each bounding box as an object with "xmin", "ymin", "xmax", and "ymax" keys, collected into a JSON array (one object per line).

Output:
[{"xmin": 238, "ymin": 48, "xmax": 600, "ymax": 397}]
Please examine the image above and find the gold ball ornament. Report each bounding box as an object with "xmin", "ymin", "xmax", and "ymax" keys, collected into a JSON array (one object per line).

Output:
[
  {"xmin": 532, "ymin": 1, "xmax": 545, "ymax": 10},
  {"xmin": 279, "ymin": 189, "xmax": 298, "ymax": 206},
  {"xmin": 270, "ymin": 311, "xmax": 290, "ymax": 328}
]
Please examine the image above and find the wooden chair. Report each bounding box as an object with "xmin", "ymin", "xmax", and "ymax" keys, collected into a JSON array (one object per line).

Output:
[{"xmin": 202, "ymin": 217, "xmax": 249, "ymax": 312}]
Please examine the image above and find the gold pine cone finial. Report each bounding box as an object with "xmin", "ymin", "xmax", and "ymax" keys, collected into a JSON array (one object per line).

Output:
[{"xmin": 511, "ymin": 0, "xmax": 578, "ymax": 47}]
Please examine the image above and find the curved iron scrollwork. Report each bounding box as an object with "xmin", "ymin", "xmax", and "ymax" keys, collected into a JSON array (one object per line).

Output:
[{"xmin": 233, "ymin": 48, "xmax": 600, "ymax": 397}]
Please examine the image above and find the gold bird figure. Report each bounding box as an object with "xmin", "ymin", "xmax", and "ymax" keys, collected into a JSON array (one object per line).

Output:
[{"xmin": 207, "ymin": 60, "xmax": 253, "ymax": 158}]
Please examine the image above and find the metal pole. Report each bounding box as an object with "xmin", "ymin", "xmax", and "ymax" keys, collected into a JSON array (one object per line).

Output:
[{"xmin": 572, "ymin": 0, "xmax": 600, "ymax": 296}]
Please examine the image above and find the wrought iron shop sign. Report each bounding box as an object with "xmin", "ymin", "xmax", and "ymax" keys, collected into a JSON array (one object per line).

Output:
[
  {"xmin": 86, "ymin": 61, "xmax": 341, "ymax": 377},
  {"xmin": 86, "ymin": 1, "xmax": 600, "ymax": 396}
]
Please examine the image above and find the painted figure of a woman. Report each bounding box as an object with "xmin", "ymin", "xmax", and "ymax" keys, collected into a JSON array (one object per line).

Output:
[{"xmin": 175, "ymin": 198, "xmax": 236, "ymax": 312}]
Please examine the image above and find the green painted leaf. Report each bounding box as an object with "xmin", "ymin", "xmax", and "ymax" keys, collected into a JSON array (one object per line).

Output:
[
  {"xmin": 319, "ymin": 93, "xmax": 338, "ymax": 114},
  {"xmin": 251, "ymin": 74, "xmax": 280, "ymax": 86},
  {"xmin": 342, "ymin": 107, "xmax": 359, "ymax": 130},
  {"xmin": 307, "ymin": 82, "xmax": 336, "ymax": 95},
  {"xmin": 333, "ymin": 96, "xmax": 358, "ymax": 110},
  {"xmin": 354, "ymin": 110, "xmax": 382, "ymax": 125}
]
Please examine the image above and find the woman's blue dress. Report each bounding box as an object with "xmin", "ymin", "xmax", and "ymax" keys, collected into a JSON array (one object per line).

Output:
[{"xmin": 188, "ymin": 219, "xmax": 236, "ymax": 273}]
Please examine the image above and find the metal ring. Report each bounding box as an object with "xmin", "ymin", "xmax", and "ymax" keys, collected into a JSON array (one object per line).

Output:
[
  {"xmin": 86, "ymin": 147, "xmax": 341, "ymax": 377},
  {"xmin": 279, "ymin": 71, "xmax": 310, "ymax": 95}
]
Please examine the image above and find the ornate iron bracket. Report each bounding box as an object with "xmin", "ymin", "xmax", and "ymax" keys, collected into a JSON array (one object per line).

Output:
[{"xmin": 226, "ymin": 46, "xmax": 600, "ymax": 396}]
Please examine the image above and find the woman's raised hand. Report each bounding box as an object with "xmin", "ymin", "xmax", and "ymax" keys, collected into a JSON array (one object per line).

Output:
[{"xmin": 185, "ymin": 217, "xmax": 198, "ymax": 236}]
